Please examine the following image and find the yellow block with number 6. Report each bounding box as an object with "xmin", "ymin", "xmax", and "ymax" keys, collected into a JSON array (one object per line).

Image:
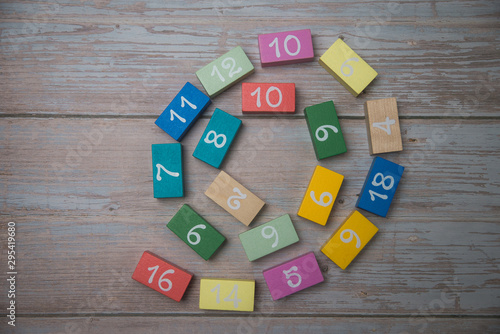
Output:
[
  {"xmin": 297, "ymin": 165, "xmax": 344, "ymax": 226},
  {"xmin": 321, "ymin": 210, "xmax": 378, "ymax": 270},
  {"xmin": 199, "ymin": 278, "xmax": 255, "ymax": 312},
  {"xmin": 319, "ymin": 38, "xmax": 378, "ymax": 97}
]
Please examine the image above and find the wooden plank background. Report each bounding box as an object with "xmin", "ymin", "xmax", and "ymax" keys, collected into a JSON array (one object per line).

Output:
[{"xmin": 1, "ymin": 0, "xmax": 499, "ymax": 333}]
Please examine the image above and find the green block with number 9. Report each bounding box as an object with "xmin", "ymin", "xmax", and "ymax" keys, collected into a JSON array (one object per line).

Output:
[
  {"xmin": 304, "ymin": 100, "xmax": 347, "ymax": 160},
  {"xmin": 196, "ymin": 46, "xmax": 255, "ymax": 98},
  {"xmin": 167, "ymin": 204, "xmax": 226, "ymax": 261}
]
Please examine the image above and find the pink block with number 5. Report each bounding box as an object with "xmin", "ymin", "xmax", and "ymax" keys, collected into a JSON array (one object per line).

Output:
[
  {"xmin": 258, "ymin": 29, "xmax": 314, "ymax": 67},
  {"xmin": 262, "ymin": 251, "xmax": 324, "ymax": 300}
]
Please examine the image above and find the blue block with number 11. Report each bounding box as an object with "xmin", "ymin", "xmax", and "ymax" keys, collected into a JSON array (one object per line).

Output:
[
  {"xmin": 356, "ymin": 157, "xmax": 404, "ymax": 217},
  {"xmin": 193, "ymin": 108, "xmax": 242, "ymax": 168},
  {"xmin": 152, "ymin": 143, "xmax": 183, "ymax": 198}
]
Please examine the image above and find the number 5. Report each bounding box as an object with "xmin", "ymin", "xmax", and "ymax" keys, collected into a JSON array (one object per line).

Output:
[{"xmin": 283, "ymin": 266, "xmax": 302, "ymax": 288}]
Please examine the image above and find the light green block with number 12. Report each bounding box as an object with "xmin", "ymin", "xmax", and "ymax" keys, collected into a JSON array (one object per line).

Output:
[
  {"xmin": 196, "ymin": 46, "xmax": 255, "ymax": 98},
  {"xmin": 239, "ymin": 214, "xmax": 299, "ymax": 261}
]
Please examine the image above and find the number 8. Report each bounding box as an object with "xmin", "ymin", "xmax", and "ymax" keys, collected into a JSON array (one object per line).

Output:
[{"xmin": 372, "ymin": 173, "xmax": 394, "ymax": 190}]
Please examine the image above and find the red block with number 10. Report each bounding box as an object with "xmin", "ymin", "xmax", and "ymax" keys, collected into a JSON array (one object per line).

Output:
[
  {"xmin": 132, "ymin": 251, "xmax": 193, "ymax": 302},
  {"xmin": 242, "ymin": 83, "xmax": 295, "ymax": 113}
]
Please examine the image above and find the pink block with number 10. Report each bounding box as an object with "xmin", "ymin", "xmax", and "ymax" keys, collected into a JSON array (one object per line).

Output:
[
  {"xmin": 258, "ymin": 29, "xmax": 314, "ymax": 67},
  {"xmin": 262, "ymin": 251, "xmax": 324, "ymax": 300}
]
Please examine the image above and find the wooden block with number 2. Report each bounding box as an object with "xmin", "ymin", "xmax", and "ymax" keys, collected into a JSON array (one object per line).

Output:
[
  {"xmin": 132, "ymin": 251, "xmax": 193, "ymax": 302},
  {"xmin": 298, "ymin": 166, "xmax": 344, "ymax": 226},
  {"xmin": 199, "ymin": 278, "xmax": 255, "ymax": 312},
  {"xmin": 364, "ymin": 97, "xmax": 403, "ymax": 155},
  {"xmin": 242, "ymin": 83, "xmax": 295, "ymax": 113}
]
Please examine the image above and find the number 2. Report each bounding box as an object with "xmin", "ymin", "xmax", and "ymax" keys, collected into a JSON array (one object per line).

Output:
[
  {"xmin": 211, "ymin": 57, "xmax": 242, "ymax": 82},
  {"xmin": 283, "ymin": 266, "xmax": 302, "ymax": 288}
]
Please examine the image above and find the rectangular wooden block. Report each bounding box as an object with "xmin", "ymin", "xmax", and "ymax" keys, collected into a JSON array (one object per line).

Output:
[
  {"xmin": 152, "ymin": 143, "xmax": 183, "ymax": 198},
  {"xmin": 297, "ymin": 165, "xmax": 344, "ymax": 226},
  {"xmin": 356, "ymin": 157, "xmax": 404, "ymax": 217},
  {"xmin": 196, "ymin": 46, "xmax": 254, "ymax": 97},
  {"xmin": 321, "ymin": 210, "xmax": 378, "ymax": 270},
  {"xmin": 205, "ymin": 171, "xmax": 265, "ymax": 226},
  {"xmin": 364, "ymin": 97, "xmax": 403, "ymax": 155},
  {"xmin": 241, "ymin": 83, "xmax": 295, "ymax": 113},
  {"xmin": 258, "ymin": 29, "xmax": 314, "ymax": 67},
  {"xmin": 132, "ymin": 251, "xmax": 193, "ymax": 302},
  {"xmin": 199, "ymin": 278, "xmax": 255, "ymax": 312},
  {"xmin": 319, "ymin": 38, "xmax": 378, "ymax": 97},
  {"xmin": 154, "ymin": 82, "xmax": 211, "ymax": 141},
  {"xmin": 304, "ymin": 100, "xmax": 347, "ymax": 160},
  {"xmin": 167, "ymin": 204, "xmax": 226, "ymax": 260},
  {"xmin": 262, "ymin": 251, "xmax": 324, "ymax": 301},
  {"xmin": 192, "ymin": 108, "xmax": 242, "ymax": 169},
  {"xmin": 239, "ymin": 214, "xmax": 299, "ymax": 261}
]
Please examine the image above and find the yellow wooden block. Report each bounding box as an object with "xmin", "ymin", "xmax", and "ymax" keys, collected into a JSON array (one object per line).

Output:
[
  {"xmin": 364, "ymin": 97, "xmax": 403, "ymax": 155},
  {"xmin": 319, "ymin": 38, "xmax": 378, "ymax": 97},
  {"xmin": 199, "ymin": 278, "xmax": 255, "ymax": 312},
  {"xmin": 297, "ymin": 166, "xmax": 344, "ymax": 226},
  {"xmin": 321, "ymin": 210, "xmax": 378, "ymax": 270}
]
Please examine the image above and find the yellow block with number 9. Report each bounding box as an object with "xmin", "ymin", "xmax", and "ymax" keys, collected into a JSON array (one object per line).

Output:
[
  {"xmin": 199, "ymin": 278, "xmax": 255, "ymax": 312},
  {"xmin": 321, "ymin": 210, "xmax": 378, "ymax": 270},
  {"xmin": 319, "ymin": 39, "xmax": 378, "ymax": 97},
  {"xmin": 297, "ymin": 165, "xmax": 344, "ymax": 226}
]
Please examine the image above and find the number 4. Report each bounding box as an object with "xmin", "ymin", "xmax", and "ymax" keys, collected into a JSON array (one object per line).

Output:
[
  {"xmin": 211, "ymin": 284, "xmax": 242, "ymax": 308},
  {"xmin": 372, "ymin": 117, "xmax": 396, "ymax": 135}
]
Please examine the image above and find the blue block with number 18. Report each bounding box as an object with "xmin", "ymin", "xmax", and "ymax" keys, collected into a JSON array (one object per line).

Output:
[
  {"xmin": 356, "ymin": 157, "xmax": 404, "ymax": 217},
  {"xmin": 193, "ymin": 108, "xmax": 242, "ymax": 169},
  {"xmin": 152, "ymin": 143, "xmax": 183, "ymax": 198},
  {"xmin": 155, "ymin": 82, "xmax": 211, "ymax": 141}
]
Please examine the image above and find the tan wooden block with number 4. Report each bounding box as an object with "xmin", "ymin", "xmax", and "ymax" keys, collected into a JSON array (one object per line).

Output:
[
  {"xmin": 319, "ymin": 38, "xmax": 377, "ymax": 97},
  {"xmin": 205, "ymin": 171, "xmax": 265, "ymax": 226},
  {"xmin": 364, "ymin": 97, "xmax": 403, "ymax": 155}
]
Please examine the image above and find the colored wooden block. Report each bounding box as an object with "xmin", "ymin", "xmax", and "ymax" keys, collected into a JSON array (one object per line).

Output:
[
  {"xmin": 192, "ymin": 108, "xmax": 241, "ymax": 169},
  {"xmin": 239, "ymin": 214, "xmax": 299, "ymax": 261},
  {"xmin": 364, "ymin": 97, "xmax": 403, "ymax": 155},
  {"xmin": 319, "ymin": 38, "xmax": 378, "ymax": 97},
  {"xmin": 199, "ymin": 278, "xmax": 255, "ymax": 312},
  {"xmin": 132, "ymin": 251, "xmax": 193, "ymax": 302},
  {"xmin": 154, "ymin": 82, "xmax": 211, "ymax": 141},
  {"xmin": 205, "ymin": 171, "xmax": 265, "ymax": 226},
  {"xmin": 196, "ymin": 46, "xmax": 254, "ymax": 97},
  {"xmin": 262, "ymin": 251, "xmax": 324, "ymax": 301},
  {"xmin": 297, "ymin": 166, "xmax": 344, "ymax": 226},
  {"xmin": 356, "ymin": 157, "xmax": 404, "ymax": 217},
  {"xmin": 167, "ymin": 204, "xmax": 226, "ymax": 260},
  {"xmin": 321, "ymin": 210, "xmax": 378, "ymax": 270},
  {"xmin": 241, "ymin": 83, "xmax": 295, "ymax": 113},
  {"xmin": 258, "ymin": 29, "xmax": 314, "ymax": 67},
  {"xmin": 152, "ymin": 143, "xmax": 183, "ymax": 198},
  {"xmin": 304, "ymin": 101, "xmax": 347, "ymax": 160}
]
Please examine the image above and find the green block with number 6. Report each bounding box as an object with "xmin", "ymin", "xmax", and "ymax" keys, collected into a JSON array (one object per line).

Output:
[
  {"xmin": 167, "ymin": 204, "xmax": 226, "ymax": 261},
  {"xmin": 304, "ymin": 101, "xmax": 347, "ymax": 160},
  {"xmin": 196, "ymin": 46, "xmax": 255, "ymax": 97}
]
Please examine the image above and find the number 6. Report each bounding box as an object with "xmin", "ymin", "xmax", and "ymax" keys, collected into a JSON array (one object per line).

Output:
[{"xmin": 310, "ymin": 190, "xmax": 333, "ymax": 207}]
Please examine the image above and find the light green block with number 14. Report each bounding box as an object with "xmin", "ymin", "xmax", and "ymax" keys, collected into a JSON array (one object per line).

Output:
[
  {"xmin": 239, "ymin": 214, "xmax": 299, "ymax": 262},
  {"xmin": 196, "ymin": 46, "xmax": 254, "ymax": 98}
]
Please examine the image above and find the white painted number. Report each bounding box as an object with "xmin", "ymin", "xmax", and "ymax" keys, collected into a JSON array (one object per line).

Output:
[
  {"xmin": 261, "ymin": 226, "xmax": 279, "ymax": 248},
  {"xmin": 340, "ymin": 229, "xmax": 361, "ymax": 248},
  {"xmin": 211, "ymin": 57, "xmax": 242, "ymax": 82},
  {"xmin": 204, "ymin": 130, "xmax": 227, "ymax": 148},
  {"xmin": 169, "ymin": 109, "xmax": 186, "ymax": 123},
  {"xmin": 250, "ymin": 86, "xmax": 282, "ymax": 108},
  {"xmin": 250, "ymin": 87, "xmax": 262, "ymax": 108},
  {"xmin": 211, "ymin": 284, "xmax": 242, "ymax": 308},
  {"xmin": 227, "ymin": 187, "xmax": 247, "ymax": 210},
  {"xmin": 147, "ymin": 265, "xmax": 174, "ymax": 292},
  {"xmin": 310, "ymin": 190, "xmax": 333, "ymax": 207},
  {"xmin": 369, "ymin": 173, "xmax": 395, "ymax": 201},
  {"xmin": 369, "ymin": 190, "xmax": 388, "ymax": 201},
  {"xmin": 180, "ymin": 96, "xmax": 197, "ymax": 110},
  {"xmin": 187, "ymin": 224, "xmax": 206, "ymax": 245},
  {"xmin": 211, "ymin": 64, "xmax": 225, "ymax": 82},
  {"xmin": 156, "ymin": 163, "xmax": 179, "ymax": 181},
  {"xmin": 269, "ymin": 35, "xmax": 301, "ymax": 58},
  {"xmin": 315, "ymin": 125, "xmax": 338, "ymax": 142},
  {"xmin": 283, "ymin": 266, "xmax": 302, "ymax": 288},
  {"xmin": 340, "ymin": 57, "xmax": 360, "ymax": 77},
  {"xmin": 372, "ymin": 117, "xmax": 396, "ymax": 135}
]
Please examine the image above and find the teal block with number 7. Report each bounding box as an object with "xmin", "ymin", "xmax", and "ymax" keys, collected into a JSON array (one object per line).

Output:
[
  {"xmin": 304, "ymin": 101, "xmax": 347, "ymax": 160},
  {"xmin": 167, "ymin": 204, "xmax": 226, "ymax": 261},
  {"xmin": 193, "ymin": 108, "xmax": 242, "ymax": 169},
  {"xmin": 152, "ymin": 143, "xmax": 183, "ymax": 198},
  {"xmin": 239, "ymin": 214, "xmax": 299, "ymax": 262},
  {"xmin": 196, "ymin": 46, "xmax": 255, "ymax": 97}
]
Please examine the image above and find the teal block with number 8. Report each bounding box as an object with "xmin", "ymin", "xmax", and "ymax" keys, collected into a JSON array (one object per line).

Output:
[
  {"xmin": 196, "ymin": 46, "xmax": 255, "ymax": 97},
  {"xmin": 167, "ymin": 204, "xmax": 226, "ymax": 261},
  {"xmin": 304, "ymin": 101, "xmax": 347, "ymax": 160},
  {"xmin": 239, "ymin": 214, "xmax": 299, "ymax": 261},
  {"xmin": 152, "ymin": 143, "xmax": 183, "ymax": 198},
  {"xmin": 193, "ymin": 108, "xmax": 242, "ymax": 169}
]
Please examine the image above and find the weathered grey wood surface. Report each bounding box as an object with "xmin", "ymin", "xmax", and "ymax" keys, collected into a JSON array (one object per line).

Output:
[{"xmin": 1, "ymin": 0, "xmax": 499, "ymax": 333}]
